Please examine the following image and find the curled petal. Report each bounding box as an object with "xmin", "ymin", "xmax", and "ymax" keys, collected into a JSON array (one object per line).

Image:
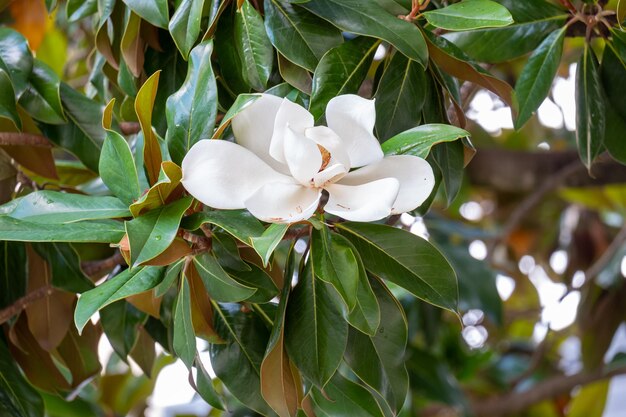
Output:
[
  {"xmin": 313, "ymin": 163, "xmax": 347, "ymax": 188},
  {"xmin": 326, "ymin": 95, "xmax": 383, "ymax": 168},
  {"xmin": 182, "ymin": 140, "xmax": 293, "ymax": 209},
  {"xmin": 325, "ymin": 178, "xmax": 400, "ymax": 222},
  {"xmin": 231, "ymin": 94, "xmax": 289, "ymax": 174},
  {"xmin": 269, "ymin": 98, "xmax": 314, "ymax": 163},
  {"xmin": 284, "ymin": 127, "xmax": 322, "ymax": 186},
  {"xmin": 337, "ymin": 155, "xmax": 435, "ymax": 214},
  {"xmin": 304, "ymin": 125, "xmax": 350, "ymax": 169},
  {"xmin": 245, "ymin": 182, "xmax": 321, "ymax": 224}
]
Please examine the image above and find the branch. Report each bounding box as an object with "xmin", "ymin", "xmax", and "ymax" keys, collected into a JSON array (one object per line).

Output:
[
  {"xmin": 80, "ymin": 251, "xmax": 126, "ymax": 277},
  {"xmin": 0, "ymin": 285, "xmax": 53, "ymax": 324},
  {"xmin": 472, "ymin": 366, "xmax": 626, "ymax": 416},
  {"xmin": 0, "ymin": 132, "xmax": 53, "ymax": 148}
]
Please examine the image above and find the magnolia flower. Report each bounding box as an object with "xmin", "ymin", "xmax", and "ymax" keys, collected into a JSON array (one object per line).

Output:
[{"xmin": 181, "ymin": 94, "xmax": 434, "ymax": 223}]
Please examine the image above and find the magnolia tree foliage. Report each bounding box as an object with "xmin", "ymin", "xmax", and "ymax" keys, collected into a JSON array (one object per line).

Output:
[{"xmin": 1, "ymin": 0, "xmax": 626, "ymax": 416}]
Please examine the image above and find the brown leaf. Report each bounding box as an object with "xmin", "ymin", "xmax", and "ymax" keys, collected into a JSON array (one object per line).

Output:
[
  {"xmin": 129, "ymin": 326, "xmax": 156, "ymax": 377},
  {"xmin": 260, "ymin": 335, "xmax": 301, "ymax": 417},
  {"xmin": 187, "ymin": 261, "xmax": 223, "ymax": 343},
  {"xmin": 135, "ymin": 71, "xmax": 163, "ymax": 185},
  {"xmin": 143, "ymin": 237, "xmax": 191, "ymax": 266},
  {"xmin": 121, "ymin": 12, "xmax": 145, "ymax": 78},
  {"xmin": 9, "ymin": 0, "xmax": 47, "ymax": 51},
  {"xmin": 25, "ymin": 244, "xmax": 74, "ymax": 351},
  {"xmin": 56, "ymin": 320, "xmax": 102, "ymax": 388},
  {"xmin": 130, "ymin": 161, "xmax": 184, "ymax": 217},
  {"xmin": 127, "ymin": 290, "xmax": 162, "ymax": 318}
]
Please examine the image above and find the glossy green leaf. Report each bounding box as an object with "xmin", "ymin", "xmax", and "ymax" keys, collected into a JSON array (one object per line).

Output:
[
  {"xmin": 443, "ymin": 0, "xmax": 566, "ymax": 63},
  {"xmin": 214, "ymin": 9, "xmax": 252, "ymax": 96},
  {"xmin": 235, "ymin": 0, "xmax": 274, "ymax": 90},
  {"xmin": 169, "ymin": 0, "xmax": 206, "ymax": 59},
  {"xmin": 0, "ymin": 191, "xmax": 130, "ymax": 223},
  {"xmin": 309, "ymin": 37, "xmax": 378, "ymax": 119},
  {"xmin": 423, "ymin": 0, "xmax": 513, "ymax": 31},
  {"xmin": 264, "ymin": 0, "xmax": 343, "ymax": 72},
  {"xmin": 193, "ymin": 356, "xmax": 225, "ymax": 410},
  {"xmin": 381, "ymin": 124, "xmax": 470, "ymax": 158},
  {"xmin": 278, "ymin": 53, "xmax": 313, "ymax": 94},
  {"xmin": 337, "ymin": 222, "xmax": 458, "ymax": 313},
  {"xmin": 285, "ymin": 260, "xmax": 348, "ymax": 388},
  {"xmin": 74, "ymin": 266, "xmax": 165, "ymax": 332},
  {"xmin": 601, "ymin": 35, "xmax": 626, "ymax": 123},
  {"xmin": 0, "ymin": 68, "xmax": 20, "ymax": 129},
  {"xmin": 0, "ymin": 218, "xmax": 125, "ymax": 243},
  {"xmin": 0, "ymin": 338, "xmax": 44, "ymax": 417},
  {"xmin": 100, "ymin": 300, "xmax": 147, "ymax": 359},
  {"xmin": 100, "ymin": 130, "xmax": 142, "ymax": 205},
  {"xmin": 155, "ymin": 258, "xmax": 184, "ymax": 296},
  {"xmin": 515, "ymin": 28, "xmax": 565, "ymax": 129},
  {"xmin": 18, "ymin": 60, "xmax": 66, "ymax": 124},
  {"xmin": 166, "ymin": 40, "xmax": 217, "ymax": 165},
  {"xmin": 576, "ymin": 45, "xmax": 605, "ymax": 170},
  {"xmin": 251, "ymin": 223, "xmax": 289, "ymax": 267},
  {"xmin": 345, "ymin": 251, "xmax": 381, "ymax": 336},
  {"xmin": 302, "ymin": 0, "xmax": 428, "ymax": 67},
  {"xmin": 210, "ymin": 302, "xmax": 274, "ymax": 415},
  {"xmin": 0, "ymin": 241, "xmax": 26, "ymax": 309},
  {"xmin": 229, "ymin": 263, "xmax": 279, "ymax": 303},
  {"xmin": 32, "ymin": 242, "xmax": 93, "ymax": 293},
  {"xmin": 0, "ymin": 27, "xmax": 33, "ymax": 96},
  {"xmin": 182, "ymin": 210, "xmax": 265, "ymax": 244},
  {"xmin": 67, "ymin": 0, "xmax": 97, "ymax": 21},
  {"xmin": 375, "ymin": 51, "xmax": 427, "ymax": 141},
  {"xmin": 193, "ymin": 252, "xmax": 256, "ymax": 302},
  {"xmin": 125, "ymin": 197, "xmax": 193, "ymax": 267},
  {"xmin": 431, "ymin": 140, "xmax": 465, "ymax": 207},
  {"xmin": 344, "ymin": 277, "xmax": 408, "ymax": 412},
  {"xmin": 122, "ymin": 0, "xmax": 169, "ymax": 28},
  {"xmin": 311, "ymin": 373, "xmax": 385, "ymax": 417},
  {"xmin": 173, "ymin": 276, "xmax": 196, "ymax": 368},
  {"xmin": 311, "ymin": 226, "xmax": 359, "ymax": 311}
]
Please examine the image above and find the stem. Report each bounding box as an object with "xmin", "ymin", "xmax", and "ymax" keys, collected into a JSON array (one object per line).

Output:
[
  {"xmin": 0, "ymin": 132, "xmax": 52, "ymax": 148},
  {"xmin": 558, "ymin": 0, "xmax": 577, "ymax": 14},
  {"xmin": 0, "ymin": 285, "xmax": 54, "ymax": 324}
]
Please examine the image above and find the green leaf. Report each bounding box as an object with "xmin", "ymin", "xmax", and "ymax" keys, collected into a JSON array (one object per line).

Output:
[
  {"xmin": 337, "ymin": 222, "xmax": 458, "ymax": 313},
  {"xmin": 345, "ymin": 252, "xmax": 381, "ymax": 336},
  {"xmin": 210, "ymin": 303, "xmax": 274, "ymax": 415},
  {"xmin": 235, "ymin": 0, "xmax": 274, "ymax": 91},
  {"xmin": 18, "ymin": 60, "xmax": 66, "ymax": 124},
  {"xmin": 182, "ymin": 210, "xmax": 265, "ymax": 244},
  {"xmin": 125, "ymin": 197, "xmax": 193, "ymax": 267},
  {"xmin": 345, "ymin": 277, "xmax": 408, "ymax": 412},
  {"xmin": 278, "ymin": 53, "xmax": 313, "ymax": 94},
  {"xmin": 311, "ymin": 373, "xmax": 385, "ymax": 417},
  {"xmin": 100, "ymin": 300, "xmax": 147, "ymax": 359},
  {"xmin": 374, "ymin": 51, "xmax": 427, "ymax": 141},
  {"xmin": 431, "ymin": 140, "xmax": 465, "ymax": 206},
  {"xmin": 264, "ymin": 0, "xmax": 343, "ymax": 72},
  {"xmin": 423, "ymin": 0, "xmax": 513, "ymax": 31},
  {"xmin": 0, "ymin": 241, "xmax": 26, "ymax": 309},
  {"xmin": 284, "ymin": 259, "xmax": 348, "ymax": 388},
  {"xmin": 213, "ymin": 94, "xmax": 261, "ymax": 138},
  {"xmin": 309, "ymin": 37, "xmax": 379, "ymax": 119},
  {"xmin": 0, "ymin": 191, "xmax": 130, "ymax": 223},
  {"xmin": 32, "ymin": 242, "xmax": 93, "ymax": 293},
  {"xmin": 311, "ymin": 226, "xmax": 359, "ymax": 311},
  {"xmin": 302, "ymin": 0, "xmax": 428, "ymax": 67},
  {"xmin": 619, "ymin": 0, "xmax": 625, "ymax": 28},
  {"xmin": 381, "ymin": 124, "xmax": 470, "ymax": 159},
  {"xmin": 443, "ymin": 0, "xmax": 567, "ymax": 63},
  {"xmin": 66, "ymin": 0, "xmax": 97, "ymax": 21},
  {"xmin": 0, "ymin": 338, "xmax": 44, "ymax": 417},
  {"xmin": 193, "ymin": 252, "xmax": 256, "ymax": 302},
  {"xmin": 568, "ymin": 380, "xmax": 610, "ymax": 417},
  {"xmin": 100, "ymin": 129, "xmax": 142, "ymax": 206},
  {"xmin": 173, "ymin": 275, "xmax": 197, "ymax": 368},
  {"xmin": 169, "ymin": 0, "xmax": 206, "ymax": 59},
  {"xmin": 122, "ymin": 0, "xmax": 169, "ymax": 28},
  {"xmin": 193, "ymin": 356, "xmax": 225, "ymax": 410},
  {"xmin": 155, "ymin": 258, "xmax": 184, "ymax": 296},
  {"xmin": 250, "ymin": 223, "xmax": 289, "ymax": 267},
  {"xmin": 601, "ymin": 35, "xmax": 626, "ymax": 123},
  {"xmin": 74, "ymin": 266, "xmax": 165, "ymax": 332},
  {"xmin": 0, "ymin": 27, "xmax": 33, "ymax": 96},
  {"xmin": 229, "ymin": 263, "xmax": 279, "ymax": 303},
  {"xmin": 576, "ymin": 44, "xmax": 605, "ymax": 170},
  {"xmin": 214, "ymin": 9, "xmax": 252, "ymax": 96},
  {"xmin": 166, "ymin": 40, "xmax": 218, "ymax": 165},
  {"xmin": 514, "ymin": 28, "xmax": 565, "ymax": 129},
  {"xmin": 0, "ymin": 68, "xmax": 20, "ymax": 129},
  {"xmin": 0, "ymin": 218, "xmax": 125, "ymax": 243}
]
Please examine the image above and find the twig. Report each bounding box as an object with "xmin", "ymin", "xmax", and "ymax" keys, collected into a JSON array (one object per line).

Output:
[
  {"xmin": 558, "ymin": 0, "xmax": 577, "ymax": 14},
  {"xmin": 0, "ymin": 132, "xmax": 52, "ymax": 148},
  {"xmin": 80, "ymin": 251, "xmax": 126, "ymax": 277},
  {"xmin": 472, "ymin": 366, "xmax": 626, "ymax": 416},
  {"xmin": 0, "ymin": 285, "xmax": 53, "ymax": 324},
  {"xmin": 119, "ymin": 122, "xmax": 141, "ymax": 136},
  {"xmin": 585, "ymin": 223, "xmax": 626, "ymax": 282}
]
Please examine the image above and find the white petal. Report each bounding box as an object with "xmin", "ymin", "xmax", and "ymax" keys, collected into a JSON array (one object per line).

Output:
[
  {"xmin": 245, "ymin": 182, "xmax": 321, "ymax": 224},
  {"xmin": 325, "ymin": 178, "xmax": 400, "ymax": 222},
  {"xmin": 182, "ymin": 140, "xmax": 293, "ymax": 209},
  {"xmin": 337, "ymin": 155, "xmax": 435, "ymax": 214},
  {"xmin": 284, "ymin": 127, "xmax": 322, "ymax": 186},
  {"xmin": 269, "ymin": 99, "xmax": 314, "ymax": 163},
  {"xmin": 231, "ymin": 94, "xmax": 289, "ymax": 174},
  {"xmin": 326, "ymin": 95, "xmax": 383, "ymax": 167},
  {"xmin": 304, "ymin": 126, "xmax": 351, "ymax": 169},
  {"xmin": 313, "ymin": 163, "xmax": 347, "ymax": 188}
]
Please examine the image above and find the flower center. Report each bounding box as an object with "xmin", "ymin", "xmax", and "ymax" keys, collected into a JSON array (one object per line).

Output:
[{"xmin": 317, "ymin": 144, "xmax": 331, "ymax": 172}]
